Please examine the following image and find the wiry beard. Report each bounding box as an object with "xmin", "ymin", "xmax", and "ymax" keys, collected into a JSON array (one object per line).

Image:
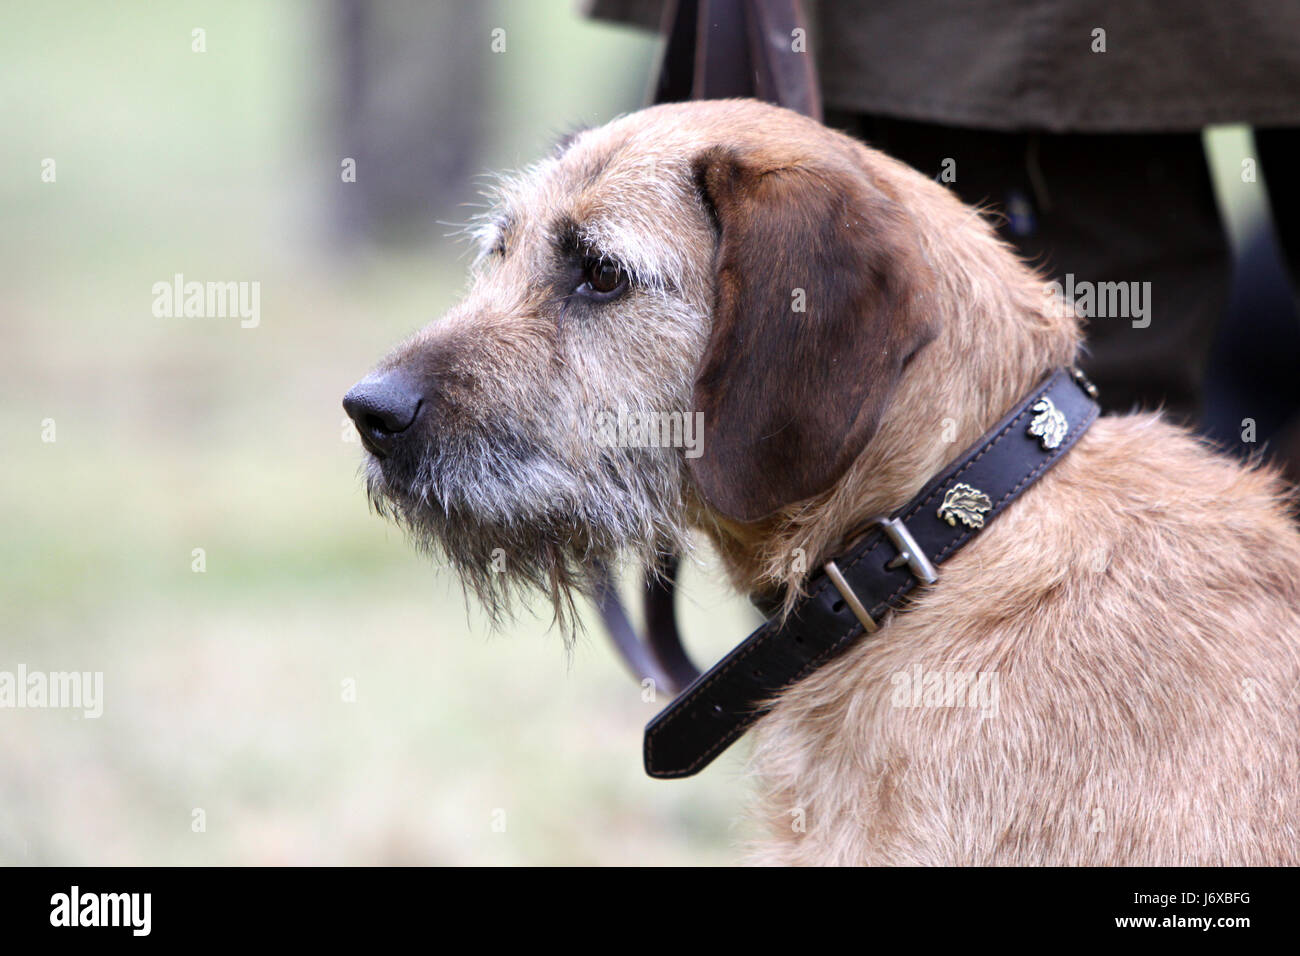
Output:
[{"xmin": 364, "ymin": 420, "xmax": 692, "ymax": 637}]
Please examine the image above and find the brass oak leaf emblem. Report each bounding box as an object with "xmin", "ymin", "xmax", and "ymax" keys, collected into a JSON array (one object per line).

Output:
[
  {"xmin": 937, "ymin": 483, "xmax": 993, "ymax": 529},
  {"xmin": 1027, "ymin": 396, "xmax": 1068, "ymax": 450}
]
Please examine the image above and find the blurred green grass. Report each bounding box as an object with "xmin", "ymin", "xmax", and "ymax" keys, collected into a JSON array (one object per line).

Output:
[{"xmin": 0, "ymin": 0, "xmax": 758, "ymax": 865}]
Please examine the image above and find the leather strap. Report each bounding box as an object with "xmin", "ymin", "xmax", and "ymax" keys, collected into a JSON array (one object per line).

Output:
[
  {"xmin": 598, "ymin": 0, "xmax": 822, "ymax": 698},
  {"xmin": 644, "ymin": 368, "xmax": 1100, "ymax": 779},
  {"xmin": 595, "ymin": 555, "xmax": 699, "ymax": 695},
  {"xmin": 652, "ymin": 0, "xmax": 822, "ymax": 120}
]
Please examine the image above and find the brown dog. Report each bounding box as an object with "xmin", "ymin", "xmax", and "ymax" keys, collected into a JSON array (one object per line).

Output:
[{"xmin": 344, "ymin": 99, "xmax": 1300, "ymax": 865}]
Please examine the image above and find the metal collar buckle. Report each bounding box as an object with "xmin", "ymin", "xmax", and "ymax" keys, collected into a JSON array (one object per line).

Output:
[{"xmin": 823, "ymin": 516, "xmax": 938, "ymax": 635}]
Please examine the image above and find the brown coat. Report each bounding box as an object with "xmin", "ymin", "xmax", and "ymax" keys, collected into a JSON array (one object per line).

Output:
[{"xmin": 586, "ymin": 0, "xmax": 1300, "ymax": 131}]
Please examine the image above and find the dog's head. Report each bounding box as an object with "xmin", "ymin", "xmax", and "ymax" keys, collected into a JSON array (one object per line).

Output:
[{"xmin": 344, "ymin": 99, "xmax": 1074, "ymax": 621}]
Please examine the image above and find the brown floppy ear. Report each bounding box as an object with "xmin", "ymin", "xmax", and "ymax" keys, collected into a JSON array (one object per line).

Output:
[{"xmin": 688, "ymin": 145, "xmax": 938, "ymax": 523}]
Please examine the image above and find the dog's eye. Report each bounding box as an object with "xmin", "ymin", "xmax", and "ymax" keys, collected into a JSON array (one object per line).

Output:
[{"xmin": 578, "ymin": 258, "xmax": 628, "ymax": 300}]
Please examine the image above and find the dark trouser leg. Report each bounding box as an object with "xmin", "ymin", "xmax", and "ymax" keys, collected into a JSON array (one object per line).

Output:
[
  {"xmin": 826, "ymin": 112, "xmax": 1233, "ymax": 424},
  {"xmin": 1257, "ymin": 128, "xmax": 1300, "ymax": 306},
  {"xmin": 1255, "ymin": 127, "xmax": 1300, "ymax": 484}
]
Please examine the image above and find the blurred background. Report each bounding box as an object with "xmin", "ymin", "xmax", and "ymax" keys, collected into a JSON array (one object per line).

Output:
[
  {"xmin": 0, "ymin": 0, "xmax": 758, "ymax": 866},
  {"xmin": 2, "ymin": 1, "xmax": 1294, "ymax": 866}
]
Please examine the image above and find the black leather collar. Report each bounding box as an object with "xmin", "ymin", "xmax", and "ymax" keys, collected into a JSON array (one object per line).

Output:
[{"xmin": 644, "ymin": 367, "xmax": 1100, "ymax": 778}]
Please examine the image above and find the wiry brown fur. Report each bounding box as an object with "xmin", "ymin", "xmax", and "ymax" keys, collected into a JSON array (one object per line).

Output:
[
  {"xmin": 751, "ymin": 417, "xmax": 1300, "ymax": 864},
  {"xmin": 351, "ymin": 99, "xmax": 1300, "ymax": 865}
]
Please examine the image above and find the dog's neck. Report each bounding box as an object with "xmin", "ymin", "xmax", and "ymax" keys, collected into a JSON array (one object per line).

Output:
[
  {"xmin": 648, "ymin": 367, "xmax": 1101, "ymax": 778},
  {"xmin": 699, "ymin": 238, "xmax": 1081, "ymax": 605}
]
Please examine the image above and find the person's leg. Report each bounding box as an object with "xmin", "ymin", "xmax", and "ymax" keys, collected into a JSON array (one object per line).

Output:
[
  {"xmin": 1253, "ymin": 126, "xmax": 1300, "ymax": 485},
  {"xmin": 826, "ymin": 112, "xmax": 1233, "ymax": 423},
  {"xmin": 1256, "ymin": 128, "xmax": 1300, "ymax": 304}
]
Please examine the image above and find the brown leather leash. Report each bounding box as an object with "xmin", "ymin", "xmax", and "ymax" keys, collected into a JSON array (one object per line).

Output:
[
  {"xmin": 594, "ymin": 554, "xmax": 700, "ymax": 694},
  {"xmin": 595, "ymin": 0, "xmax": 821, "ymax": 696}
]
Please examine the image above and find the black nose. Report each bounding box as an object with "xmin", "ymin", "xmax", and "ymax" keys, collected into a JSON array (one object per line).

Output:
[{"xmin": 343, "ymin": 370, "xmax": 424, "ymax": 457}]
